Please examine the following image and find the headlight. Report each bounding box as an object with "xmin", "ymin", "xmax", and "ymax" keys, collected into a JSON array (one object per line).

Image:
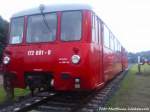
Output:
[
  {"xmin": 71, "ymin": 55, "xmax": 80, "ymax": 64},
  {"xmin": 3, "ymin": 56, "xmax": 10, "ymax": 65}
]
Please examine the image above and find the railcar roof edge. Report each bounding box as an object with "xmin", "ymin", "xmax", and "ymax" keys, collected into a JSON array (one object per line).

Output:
[{"xmin": 12, "ymin": 4, "xmax": 93, "ymax": 18}]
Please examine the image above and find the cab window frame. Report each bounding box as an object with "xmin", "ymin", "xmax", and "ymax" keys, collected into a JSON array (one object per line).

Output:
[
  {"xmin": 26, "ymin": 12, "xmax": 58, "ymax": 43},
  {"xmin": 60, "ymin": 10, "xmax": 83, "ymax": 42},
  {"xmin": 9, "ymin": 17, "xmax": 24, "ymax": 45}
]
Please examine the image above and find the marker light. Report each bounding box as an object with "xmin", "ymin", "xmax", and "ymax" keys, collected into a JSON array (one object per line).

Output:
[
  {"xmin": 71, "ymin": 55, "xmax": 80, "ymax": 64},
  {"xmin": 75, "ymin": 78, "xmax": 80, "ymax": 83},
  {"xmin": 3, "ymin": 56, "xmax": 10, "ymax": 65},
  {"xmin": 75, "ymin": 78, "xmax": 80, "ymax": 89}
]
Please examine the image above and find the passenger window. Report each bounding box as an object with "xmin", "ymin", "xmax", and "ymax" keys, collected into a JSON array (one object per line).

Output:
[
  {"xmin": 119, "ymin": 43, "xmax": 121, "ymax": 51},
  {"xmin": 110, "ymin": 33, "xmax": 114, "ymax": 50},
  {"xmin": 117, "ymin": 41, "xmax": 120, "ymax": 52},
  {"xmin": 113, "ymin": 36, "xmax": 115, "ymax": 50},
  {"xmin": 98, "ymin": 20, "xmax": 101, "ymax": 44},
  {"xmin": 10, "ymin": 17, "xmax": 24, "ymax": 44},
  {"xmin": 115, "ymin": 39, "xmax": 118, "ymax": 52},
  {"xmin": 61, "ymin": 11, "xmax": 82, "ymax": 41},
  {"xmin": 95, "ymin": 16, "xmax": 99, "ymax": 43},
  {"xmin": 92, "ymin": 14, "xmax": 99, "ymax": 43},
  {"xmin": 120, "ymin": 45, "xmax": 122, "ymax": 52},
  {"xmin": 114, "ymin": 37, "xmax": 116, "ymax": 51},
  {"xmin": 104, "ymin": 25, "xmax": 110, "ymax": 48},
  {"xmin": 92, "ymin": 14, "xmax": 96, "ymax": 42}
]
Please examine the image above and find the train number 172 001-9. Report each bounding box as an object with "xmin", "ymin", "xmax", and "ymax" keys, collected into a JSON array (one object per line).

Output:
[{"xmin": 27, "ymin": 50, "xmax": 52, "ymax": 56}]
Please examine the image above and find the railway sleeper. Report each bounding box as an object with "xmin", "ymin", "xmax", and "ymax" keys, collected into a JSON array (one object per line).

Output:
[
  {"xmin": 80, "ymin": 108, "xmax": 95, "ymax": 112},
  {"xmin": 46, "ymin": 101, "xmax": 77, "ymax": 107},
  {"xmin": 37, "ymin": 105, "xmax": 71, "ymax": 112}
]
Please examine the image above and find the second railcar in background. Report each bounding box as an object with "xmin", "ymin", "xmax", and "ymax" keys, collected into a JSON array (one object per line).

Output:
[{"xmin": 2, "ymin": 4, "xmax": 128, "ymax": 97}]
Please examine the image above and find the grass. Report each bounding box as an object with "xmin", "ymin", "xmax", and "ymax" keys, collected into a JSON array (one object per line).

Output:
[
  {"xmin": 106, "ymin": 64, "xmax": 137, "ymax": 107},
  {"xmin": 0, "ymin": 86, "xmax": 6, "ymax": 103},
  {"xmin": 14, "ymin": 88, "xmax": 30, "ymax": 98},
  {"xmin": 0, "ymin": 86, "xmax": 30, "ymax": 103},
  {"xmin": 107, "ymin": 64, "xmax": 150, "ymax": 107}
]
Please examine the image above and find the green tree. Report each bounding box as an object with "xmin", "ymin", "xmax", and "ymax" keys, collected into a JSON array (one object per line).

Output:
[{"xmin": 0, "ymin": 16, "xmax": 9, "ymax": 62}]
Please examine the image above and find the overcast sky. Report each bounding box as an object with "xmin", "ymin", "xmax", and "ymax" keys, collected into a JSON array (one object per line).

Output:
[{"xmin": 0, "ymin": 0, "xmax": 150, "ymax": 53}]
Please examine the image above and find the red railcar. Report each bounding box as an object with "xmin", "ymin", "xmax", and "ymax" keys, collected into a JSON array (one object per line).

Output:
[{"xmin": 2, "ymin": 4, "xmax": 128, "ymax": 97}]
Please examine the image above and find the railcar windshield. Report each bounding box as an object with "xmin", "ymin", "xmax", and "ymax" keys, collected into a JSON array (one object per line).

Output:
[
  {"xmin": 9, "ymin": 17, "xmax": 24, "ymax": 44},
  {"xmin": 61, "ymin": 11, "xmax": 82, "ymax": 41},
  {"xmin": 27, "ymin": 13, "xmax": 57, "ymax": 43}
]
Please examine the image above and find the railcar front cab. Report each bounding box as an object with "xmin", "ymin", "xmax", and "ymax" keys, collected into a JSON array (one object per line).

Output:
[{"xmin": 2, "ymin": 5, "xmax": 93, "ymax": 97}]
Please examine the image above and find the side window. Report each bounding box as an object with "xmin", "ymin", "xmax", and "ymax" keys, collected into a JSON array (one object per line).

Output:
[
  {"xmin": 118, "ymin": 43, "xmax": 120, "ymax": 52},
  {"xmin": 119, "ymin": 43, "xmax": 121, "ymax": 52},
  {"xmin": 95, "ymin": 16, "xmax": 99, "ymax": 43},
  {"xmin": 92, "ymin": 14, "xmax": 98, "ymax": 43},
  {"xmin": 120, "ymin": 45, "xmax": 122, "ymax": 52},
  {"xmin": 61, "ymin": 11, "xmax": 82, "ymax": 41},
  {"xmin": 103, "ymin": 25, "xmax": 110, "ymax": 48},
  {"xmin": 117, "ymin": 40, "xmax": 119, "ymax": 52},
  {"xmin": 92, "ymin": 14, "xmax": 95, "ymax": 42},
  {"xmin": 115, "ymin": 39, "xmax": 118, "ymax": 52},
  {"xmin": 110, "ymin": 33, "xmax": 114, "ymax": 50},
  {"xmin": 117, "ymin": 41, "xmax": 120, "ymax": 52},
  {"xmin": 114, "ymin": 37, "xmax": 115, "ymax": 51},
  {"xmin": 98, "ymin": 20, "xmax": 101, "ymax": 44},
  {"xmin": 113, "ymin": 35, "xmax": 115, "ymax": 50}
]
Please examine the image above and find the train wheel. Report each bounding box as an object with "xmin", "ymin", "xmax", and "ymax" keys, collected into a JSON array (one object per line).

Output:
[{"xmin": 3, "ymin": 75, "xmax": 14, "ymax": 99}]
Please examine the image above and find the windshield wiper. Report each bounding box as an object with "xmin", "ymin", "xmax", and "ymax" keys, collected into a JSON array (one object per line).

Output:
[{"xmin": 39, "ymin": 5, "xmax": 51, "ymax": 32}]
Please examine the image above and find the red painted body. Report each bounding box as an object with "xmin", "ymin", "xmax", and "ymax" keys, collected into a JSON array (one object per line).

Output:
[{"xmin": 2, "ymin": 9, "xmax": 128, "ymax": 92}]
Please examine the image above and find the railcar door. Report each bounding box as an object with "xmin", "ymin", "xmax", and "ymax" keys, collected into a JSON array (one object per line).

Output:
[{"xmin": 98, "ymin": 19, "xmax": 104, "ymax": 84}]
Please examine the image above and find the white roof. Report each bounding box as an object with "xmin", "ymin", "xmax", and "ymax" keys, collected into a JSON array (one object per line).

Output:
[{"xmin": 12, "ymin": 4, "xmax": 93, "ymax": 18}]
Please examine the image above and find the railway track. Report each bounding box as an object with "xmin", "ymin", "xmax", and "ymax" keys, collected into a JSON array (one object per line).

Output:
[{"xmin": 0, "ymin": 69, "xmax": 128, "ymax": 112}]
